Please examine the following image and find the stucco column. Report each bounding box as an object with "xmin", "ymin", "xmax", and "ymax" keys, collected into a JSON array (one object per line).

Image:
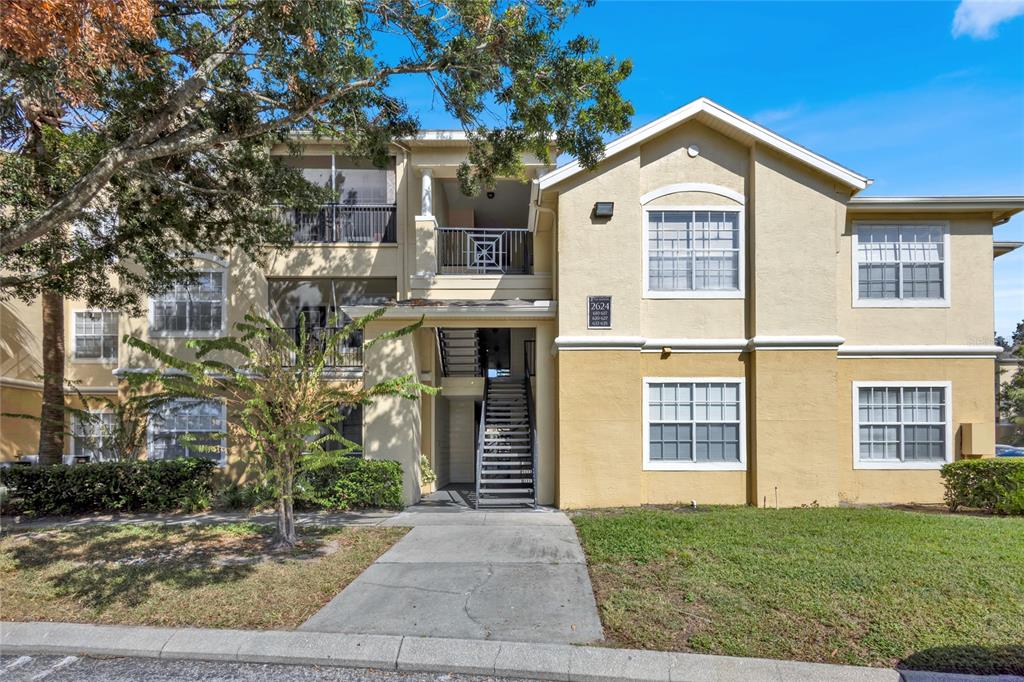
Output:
[
  {"xmin": 534, "ymin": 321, "xmax": 556, "ymax": 505},
  {"xmin": 362, "ymin": 319, "xmax": 422, "ymax": 505},
  {"xmin": 420, "ymin": 168, "xmax": 433, "ymax": 217}
]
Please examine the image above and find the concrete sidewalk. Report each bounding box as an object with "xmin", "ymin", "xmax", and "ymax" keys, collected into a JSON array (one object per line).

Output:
[
  {"xmin": 0, "ymin": 621, "xmax": 906, "ymax": 682},
  {"xmin": 300, "ymin": 491, "xmax": 604, "ymax": 643}
]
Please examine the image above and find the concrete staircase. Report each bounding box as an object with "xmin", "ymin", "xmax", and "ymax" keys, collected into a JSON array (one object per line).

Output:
[{"xmin": 476, "ymin": 377, "xmax": 536, "ymax": 508}]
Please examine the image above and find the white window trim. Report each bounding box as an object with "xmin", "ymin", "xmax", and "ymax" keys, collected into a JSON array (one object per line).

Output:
[
  {"xmin": 70, "ymin": 309, "xmax": 119, "ymax": 364},
  {"xmin": 852, "ymin": 221, "xmax": 951, "ymax": 308},
  {"xmin": 146, "ymin": 399, "xmax": 228, "ymax": 467},
  {"xmin": 69, "ymin": 410, "xmax": 115, "ymax": 464},
  {"xmin": 642, "ymin": 376, "xmax": 747, "ymax": 471},
  {"xmin": 148, "ymin": 269, "xmax": 229, "ymax": 338},
  {"xmin": 642, "ymin": 205, "xmax": 746, "ymax": 300},
  {"xmin": 851, "ymin": 380, "xmax": 953, "ymax": 470}
]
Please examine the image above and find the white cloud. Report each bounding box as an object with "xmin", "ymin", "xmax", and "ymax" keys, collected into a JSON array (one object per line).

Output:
[{"xmin": 952, "ymin": 0, "xmax": 1024, "ymax": 39}]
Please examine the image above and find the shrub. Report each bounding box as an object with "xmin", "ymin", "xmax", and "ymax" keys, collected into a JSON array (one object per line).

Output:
[
  {"xmin": 0, "ymin": 458, "xmax": 216, "ymax": 516},
  {"xmin": 941, "ymin": 459, "xmax": 1024, "ymax": 515},
  {"xmin": 214, "ymin": 481, "xmax": 277, "ymax": 511},
  {"xmin": 297, "ymin": 458, "xmax": 404, "ymax": 511}
]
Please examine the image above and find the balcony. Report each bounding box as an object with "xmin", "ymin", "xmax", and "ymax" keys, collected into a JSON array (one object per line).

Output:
[
  {"xmin": 435, "ymin": 228, "xmax": 532, "ymax": 275},
  {"xmin": 281, "ymin": 327, "xmax": 363, "ymax": 372},
  {"xmin": 280, "ymin": 204, "xmax": 397, "ymax": 244}
]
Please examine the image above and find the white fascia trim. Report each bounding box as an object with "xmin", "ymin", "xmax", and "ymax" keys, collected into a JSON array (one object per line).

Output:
[
  {"xmin": 640, "ymin": 338, "xmax": 749, "ymax": 353},
  {"xmin": 839, "ymin": 345, "xmax": 1002, "ymax": 359},
  {"xmin": 414, "ymin": 215, "xmax": 438, "ymax": 225},
  {"xmin": 0, "ymin": 377, "xmax": 43, "ymax": 390},
  {"xmin": 640, "ymin": 183, "xmax": 745, "ymax": 206},
  {"xmin": 555, "ymin": 336, "xmax": 645, "ymax": 351},
  {"xmin": 383, "ymin": 302, "xmax": 557, "ymax": 320},
  {"xmin": 852, "ymin": 380, "xmax": 953, "ymax": 470},
  {"xmin": 848, "ymin": 196, "xmax": 1024, "ymax": 211},
  {"xmin": 751, "ymin": 336, "xmax": 845, "ymax": 350},
  {"xmin": 538, "ymin": 97, "xmax": 870, "ymax": 191}
]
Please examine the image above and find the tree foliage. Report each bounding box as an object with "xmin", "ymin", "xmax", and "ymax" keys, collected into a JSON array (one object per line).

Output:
[
  {"xmin": 1, "ymin": 0, "xmax": 633, "ymax": 311},
  {"xmin": 999, "ymin": 319, "xmax": 1024, "ymax": 444},
  {"xmin": 124, "ymin": 307, "xmax": 435, "ymax": 548}
]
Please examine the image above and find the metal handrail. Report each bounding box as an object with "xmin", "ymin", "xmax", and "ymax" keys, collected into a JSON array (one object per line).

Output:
[
  {"xmin": 474, "ymin": 378, "xmax": 488, "ymax": 509},
  {"xmin": 435, "ymin": 227, "xmax": 532, "ymax": 274},
  {"xmin": 281, "ymin": 326, "xmax": 363, "ymax": 369},
  {"xmin": 525, "ymin": 375, "xmax": 538, "ymax": 509},
  {"xmin": 279, "ymin": 204, "xmax": 397, "ymax": 243}
]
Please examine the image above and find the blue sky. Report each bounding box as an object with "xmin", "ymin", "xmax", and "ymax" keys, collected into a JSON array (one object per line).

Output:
[{"xmin": 395, "ymin": 1, "xmax": 1024, "ymax": 337}]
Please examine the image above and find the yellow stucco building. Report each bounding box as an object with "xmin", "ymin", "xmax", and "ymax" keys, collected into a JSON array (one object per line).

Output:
[{"xmin": 2, "ymin": 98, "xmax": 1021, "ymax": 508}]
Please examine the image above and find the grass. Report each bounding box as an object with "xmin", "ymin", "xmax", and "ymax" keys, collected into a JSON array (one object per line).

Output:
[
  {"xmin": 572, "ymin": 506, "xmax": 1024, "ymax": 675},
  {"xmin": 0, "ymin": 522, "xmax": 406, "ymax": 630}
]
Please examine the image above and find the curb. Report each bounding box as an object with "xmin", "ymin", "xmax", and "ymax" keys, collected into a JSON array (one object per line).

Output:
[{"xmin": 0, "ymin": 621, "xmax": 903, "ymax": 682}]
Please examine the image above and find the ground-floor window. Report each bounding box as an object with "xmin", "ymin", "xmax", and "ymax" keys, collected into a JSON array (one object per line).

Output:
[
  {"xmin": 148, "ymin": 398, "xmax": 227, "ymax": 465},
  {"xmin": 643, "ymin": 378, "xmax": 746, "ymax": 471},
  {"xmin": 70, "ymin": 411, "xmax": 116, "ymax": 462},
  {"xmin": 853, "ymin": 382, "xmax": 952, "ymax": 469}
]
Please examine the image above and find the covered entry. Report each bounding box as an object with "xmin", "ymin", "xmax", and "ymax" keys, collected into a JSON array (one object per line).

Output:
[{"xmin": 433, "ymin": 327, "xmax": 537, "ymax": 507}]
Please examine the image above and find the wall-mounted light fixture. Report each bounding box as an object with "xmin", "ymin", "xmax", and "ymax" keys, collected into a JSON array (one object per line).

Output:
[
  {"xmin": 593, "ymin": 201, "xmax": 614, "ymax": 217},
  {"xmin": 486, "ymin": 190, "xmax": 496, "ymax": 199}
]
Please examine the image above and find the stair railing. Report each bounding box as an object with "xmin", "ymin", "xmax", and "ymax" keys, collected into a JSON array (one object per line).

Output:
[
  {"xmin": 525, "ymin": 376, "xmax": 538, "ymax": 509},
  {"xmin": 474, "ymin": 378, "xmax": 488, "ymax": 509}
]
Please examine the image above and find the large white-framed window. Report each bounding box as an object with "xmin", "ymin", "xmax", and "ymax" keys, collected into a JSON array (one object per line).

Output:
[
  {"xmin": 150, "ymin": 271, "xmax": 227, "ymax": 337},
  {"xmin": 643, "ymin": 378, "xmax": 746, "ymax": 471},
  {"xmin": 853, "ymin": 222, "xmax": 950, "ymax": 307},
  {"xmin": 148, "ymin": 398, "xmax": 227, "ymax": 465},
  {"xmin": 70, "ymin": 411, "xmax": 116, "ymax": 463},
  {"xmin": 72, "ymin": 310, "xmax": 119, "ymax": 362},
  {"xmin": 852, "ymin": 381, "xmax": 953, "ymax": 470},
  {"xmin": 643, "ymin": 207, "xmax": 744, "ymax": 299}
]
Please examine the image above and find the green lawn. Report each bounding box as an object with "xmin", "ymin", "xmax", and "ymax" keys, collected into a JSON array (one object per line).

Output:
[
  {"xmin": 572, "ymin": 506, "xmax": 1024, "ymax": 675},
  {"xmin": 0, "ymin": 523, "xmax": 406, "ymax": 630}
]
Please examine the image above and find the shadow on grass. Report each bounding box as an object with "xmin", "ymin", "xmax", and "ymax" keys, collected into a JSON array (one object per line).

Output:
[
  {"xmin": 898, "ymin": 644, "xmax": 1024, "ymax": 677},
  {"xmin": 4, "ymin": 524, "xmax": 333, "ymax": 611}
]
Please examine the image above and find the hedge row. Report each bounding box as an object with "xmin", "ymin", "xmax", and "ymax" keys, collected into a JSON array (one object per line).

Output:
[
  {"xmin": 941, "ymin": 459, "xmax": 1024, "ymax": 515},
  {"xmin": 0, "ymin": 458, "xmax": 216, "ymax": 516},
  {"xmin": 297, "ymin": 459, "xmax": 404, "ymax": 511}
]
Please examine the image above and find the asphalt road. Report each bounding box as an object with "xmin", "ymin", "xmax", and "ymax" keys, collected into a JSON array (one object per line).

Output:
[{"xmin": 0, "ymin": 655, "xmax": 532, "ymax": 682}]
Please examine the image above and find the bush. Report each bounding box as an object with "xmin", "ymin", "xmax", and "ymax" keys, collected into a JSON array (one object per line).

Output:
[
  {"xmin": 941, "ymin": 459, "xmax": 1024, "ymax": 515},
  {"xmin": 0, "ymin": 458, "xmax": 216, "ymax": 516},
  {"xmin": 214, "ymin": 481, "xmax": 277, "ymax": 511},
  {"xmin": 297, "ymin": 458, "xmax": 404, "ymax": 511}
]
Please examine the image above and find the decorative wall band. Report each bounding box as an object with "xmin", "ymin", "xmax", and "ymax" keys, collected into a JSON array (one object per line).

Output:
[{"xmin": 838, "ymin": 345, "xmax": 1002, "ymax": 359}]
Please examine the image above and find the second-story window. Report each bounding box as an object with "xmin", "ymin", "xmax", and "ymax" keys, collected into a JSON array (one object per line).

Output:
[
  {"xmin": 151, "ymin": 272, "xmax": 225, "ymax": 335},
  {"xmin": 854, "ymin": 223, "xmax": 949, "ymax": 306},
  {"xmin": 73, "ymin": 311, "xmax": 118, "ymax": 361},
  {"xmin": 644, "ymin": 209, "xmax": 743, "ymax": 298}
]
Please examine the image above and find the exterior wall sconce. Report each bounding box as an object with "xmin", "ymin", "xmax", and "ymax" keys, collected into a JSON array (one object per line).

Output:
[{"xmin": 593, "ymin": 202, "xmax": 614, "ymax": 217}]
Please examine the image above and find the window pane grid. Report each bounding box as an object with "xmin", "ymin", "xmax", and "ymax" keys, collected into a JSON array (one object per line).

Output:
[
  {"xmin": 150, "ymin": 399, "xmax": 225, "ymax": 463},
  {"xmin": 648, "ymin": 211, "xmax": 740, "ymax": 292},
  {"xmin": 74, "ymin": 311, "xmax": 119, "ymax": 360},
  {"xmin": 152, "ymin": 272, "xmax": 224, "ymax": 333},
  {"xmin": 857, "ymin": 386, "xmax": 947, "ymax": 463},
  {"xmin": 648, "ymin": 381, "xmax": 741, "ymax": 464},
  {"xmin": 72, "ymin": 412, "xmax": 116, "ymax": 461},
  {"xmin": 857, "ymin": 226, "xmax": 944, "ymax": 301}
]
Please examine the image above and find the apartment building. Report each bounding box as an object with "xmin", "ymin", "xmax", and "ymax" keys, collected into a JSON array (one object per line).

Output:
[{"xmin": 2, "ymin": 97, "xmax": 1021, "ymax": 509}]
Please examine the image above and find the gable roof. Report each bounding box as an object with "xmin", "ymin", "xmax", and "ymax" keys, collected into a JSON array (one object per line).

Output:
[{"xmin": 537, "ymin": 97, "xmax": 871, "ymax": 192}]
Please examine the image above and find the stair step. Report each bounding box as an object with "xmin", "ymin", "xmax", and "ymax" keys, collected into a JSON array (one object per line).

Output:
[
  {"xmin": 480, "ymin": 488, "xmax": 533, "ymax": 494},
  {"xmin": 480, "ymin": 477, "xmax": 533, "ymax": 482}
]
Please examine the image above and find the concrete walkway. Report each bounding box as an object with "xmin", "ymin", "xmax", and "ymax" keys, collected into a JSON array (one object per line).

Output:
[{"xmin": 299, "ymin": 490, "xmax": 604, "ymax": 644}]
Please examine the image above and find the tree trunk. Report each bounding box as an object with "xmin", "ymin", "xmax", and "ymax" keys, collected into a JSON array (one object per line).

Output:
[
  {"xmin": 37, "ymin": 289, "xmax": 66, "ymax": 465},
  {"xmin": 274, "ymin": 458, "xmax": 298, "ymax": 549}
]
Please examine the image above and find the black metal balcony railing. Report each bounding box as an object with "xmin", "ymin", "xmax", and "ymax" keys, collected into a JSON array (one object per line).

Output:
[
  {"xmin": 282, "ymin": 327, "xmax": 363, "ymax": 370},
  {"xmin": 435, "ymin": 227, "xmax": 532, "ymax": 275},
  {"xmin": 280, "ymin": 204, "xmax": 397, "ymax": 244}
]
